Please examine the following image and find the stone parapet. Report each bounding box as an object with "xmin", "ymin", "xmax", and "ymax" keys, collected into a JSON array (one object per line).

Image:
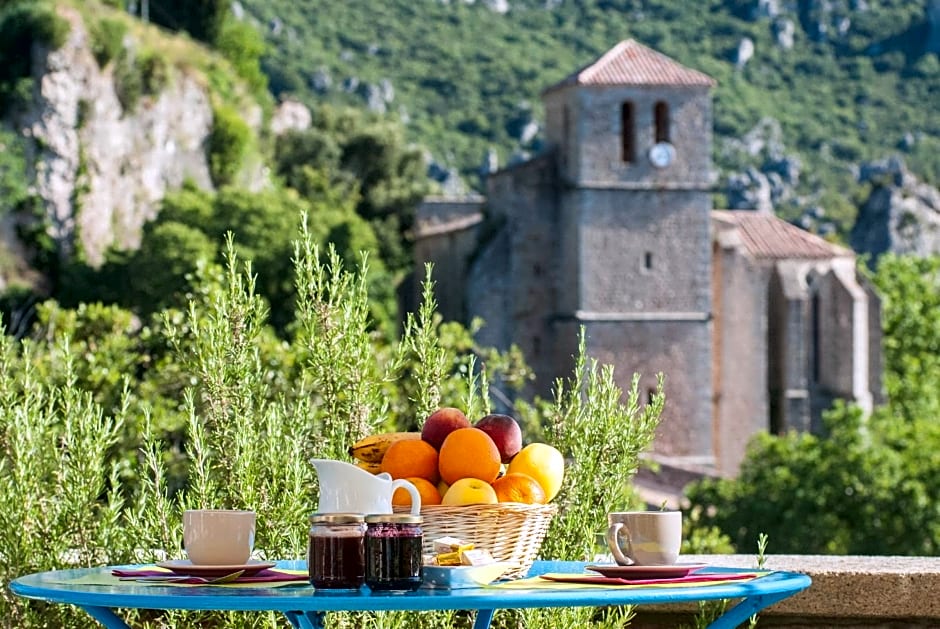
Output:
[{"xmin": 628, "ymin": 554, "xmax": 940, "ymax": 628}]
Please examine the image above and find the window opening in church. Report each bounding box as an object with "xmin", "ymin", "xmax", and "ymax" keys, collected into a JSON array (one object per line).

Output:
[
  {"xmin": 533, "ymin": 336, "xmax": 541, "ymax": 357},
  {"xmin": 562, "ymin": 105, "xmax": 570, "ymax": 168},
  {"xmin": 621, "ymin": 102, "xmax": 635, "ymax": 162},
  {"xmin": 533, "ymin": 263, "xmax": 542, "ymax": 277},
  {"xmin": 654, "ymin": 101, "xmax": 670, "ymax": 143},
  {"xmin": 811, "ymin": 292, "xmax": 821, "ymax": 383},
  {"xmin": 644, "ymin": 252, "xmax": 653, "ymax": 270}
]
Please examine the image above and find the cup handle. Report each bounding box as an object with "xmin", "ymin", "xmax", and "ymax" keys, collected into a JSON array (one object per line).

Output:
[
  {"xmin": 606, "ymin": 522, "xmax": 634, "ymax": 566},
  {"xmin": 391, "ymin": 479, "xmax": 422, "ymax": 515}
]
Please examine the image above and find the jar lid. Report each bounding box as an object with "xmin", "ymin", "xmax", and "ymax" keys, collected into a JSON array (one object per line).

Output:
[
  {"xmin": 364, "ymin": 513, "xmax": 423, "ymax": 524},
  {"xmin": 309, "ymin": 513, "xmax": 365, "ymax": 524}
]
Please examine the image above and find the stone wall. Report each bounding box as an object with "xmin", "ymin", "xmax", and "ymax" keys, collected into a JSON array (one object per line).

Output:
[
  {"xmin": 630, "ymin": 554, "xmax": 940, "ymax": 628},
  {"xmin": 713, "ymin": 239, "xmax": 769, "ymax": 474},
  {"xmin": 413, "ymin": 196, "xmax": 485, "ymax": 322},
  {"xmin": 470, "ymin": 156, "xmax": 560, "ymax": 395},
  {"xmin": 577, "ymin": 319, "xmax": 713, "ymax": 459}
]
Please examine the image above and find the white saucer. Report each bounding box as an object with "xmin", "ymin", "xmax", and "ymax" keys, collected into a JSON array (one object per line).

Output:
[
  {"xmin": 586, "ymin": 562, "xmax": 708, "ymax": 580},
  {"xmin": 156, "ymin": 559, "xmax": 276, "ymax": 578}
]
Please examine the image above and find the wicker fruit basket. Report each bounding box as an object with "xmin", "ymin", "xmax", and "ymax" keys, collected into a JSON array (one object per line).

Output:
[{"xmin": 397, "ymin": 502, "xmax": 558, "ymax": 579}]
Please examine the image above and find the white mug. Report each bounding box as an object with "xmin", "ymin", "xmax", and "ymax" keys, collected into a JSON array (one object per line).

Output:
[
  {"xmin": 183, "ymin": 509, "xmax": 255, "ymax": 565},
  {"xmin": 606, "ymin": 510, "xmax": 682, "ymax": 566}
]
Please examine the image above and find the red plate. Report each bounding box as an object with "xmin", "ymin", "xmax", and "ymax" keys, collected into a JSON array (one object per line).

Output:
[
  {"xmin": 586, "ymin": 563, "xmax": 708, "ymax": 580},
  {"xmin": 155, "ymin": 559, "xmax": 276, "ymax": 578}
]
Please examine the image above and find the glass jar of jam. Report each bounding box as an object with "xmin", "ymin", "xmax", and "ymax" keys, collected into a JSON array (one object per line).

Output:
[
  {"xmin": 308, "ymin": 513, "xmax": 366, "ymax": 590},
  {"xmin": 364, "ymin": 514, "xmax": 423, "ymax": 591}
]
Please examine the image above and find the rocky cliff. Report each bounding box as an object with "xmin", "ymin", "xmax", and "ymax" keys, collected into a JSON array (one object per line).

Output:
[
  {"xmin": 850, "ymin": 157, "xmax": 940, "ymax": 265},
  {"xmin": 6, "ymin": 5, "xmax": 264, "ymax": 276}
]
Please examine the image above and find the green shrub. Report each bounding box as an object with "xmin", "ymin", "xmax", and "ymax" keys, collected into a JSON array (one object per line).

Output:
[
  {"xmin": 0, "ymin": 2, "xmax": 69, "ymax": 94},
  {"xmin": 113, "ymin": 50, "xmax": 142, "ymax": 112},
  {"xmin": 2, "ymin": 222, "xmax": 663, "ymax": 627},
  {"xmin": 214, "ymin": 18, "xmax": 267, "ymax": 99},
  {"xmin": 139, "ymin": 50, "xmax": 170, "ymax": 95},
  {"xmin": 90, "ymin": 17, "xmax": 126, "ymax": 68},
  {"xmin": 208, "ymin": 104, "xmax": 250, "ymax": 186}
]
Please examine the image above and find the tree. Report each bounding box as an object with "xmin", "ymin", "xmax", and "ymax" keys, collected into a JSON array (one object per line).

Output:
[
  {"xmin": 147, "ymin": 0, "xmax": 227, "ymax": 44},
  {"xmin": 274, "ymin": 106, "xmax": 431, "ymax": 273}
]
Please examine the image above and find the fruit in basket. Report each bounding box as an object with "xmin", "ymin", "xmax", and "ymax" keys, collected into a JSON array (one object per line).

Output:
[
  {"xmin": 491, "ymin": 472, "xmax": 547, "ymax": 504},
  {"xmin": 421, "ymin": 407, "xmax": 471, "ymax": 450},
  {"xmin": 349, "ymin": 431, "xmax": 422, "ymax": 463},
  {"xmin": 474, "ymin": 414, "xmax": 523, "ymax": 463},
  {"xmin": 507, "ymin": 443, "xmax": 565, "ymax": 501},
  {"xmin": 381, "ymin": 438, "xmax": 441, "ymax": 483},
  {"xmin": 441, "ymin": 477, "xmax": 499, "ymax": 505},
  {"xmin": 438, "ymin": 427, "xmax": 501, "ymax": 485},
  {"xmin": 393, "ymin": 477, "xmax": 442, "ymax": 507},
  {"xmin": 355, "ymin": 460, "xmax": 383, "ymax": 474}
]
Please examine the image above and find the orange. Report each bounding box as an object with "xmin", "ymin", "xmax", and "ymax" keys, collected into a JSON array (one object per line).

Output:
[
  {"xmin": 491, "ymin": 472, "xmax": 547, "ymax": 504},
  {"xmin": 507, "ymin": 443, "xmax": 565, "ymax": 502},
  {"xmin": 438, "ymin": 427, "xmax": 501, "ymax": 485},
  {"xmin": 392, "ymin": 477, "xmax": 442, "ymax": 508},
  {"xmin": 381, "ymin": 439, "xmax": 440, "ymax": 483}
]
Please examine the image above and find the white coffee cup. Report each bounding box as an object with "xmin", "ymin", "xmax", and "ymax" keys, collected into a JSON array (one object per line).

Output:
[
  {"xmin": 606, "ymin": 510, "xmax": 682, "ymax": 566},
  {"xmin": 183, "ymin": 509, "xmax": 256, "ymax": 565}
]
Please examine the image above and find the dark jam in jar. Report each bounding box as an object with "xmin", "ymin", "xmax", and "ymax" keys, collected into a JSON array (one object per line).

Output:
[
  {"xmin": 308, "ymin": 513, "xmax": 366, "ymax": 590},
  {"xmin": 364, "ymin": 514, "xmax": 423, "ymax": 591}
]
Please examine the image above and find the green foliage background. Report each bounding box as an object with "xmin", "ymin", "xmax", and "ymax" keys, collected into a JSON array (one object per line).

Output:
[{"xmin": 241, "ymin": 0, "xmax": 939, "ymax": 233}]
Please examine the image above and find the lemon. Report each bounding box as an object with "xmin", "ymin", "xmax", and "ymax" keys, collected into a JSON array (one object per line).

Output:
[{"xmin": 507, "ymin": 443, "xmax": 565, "ymax": 502}]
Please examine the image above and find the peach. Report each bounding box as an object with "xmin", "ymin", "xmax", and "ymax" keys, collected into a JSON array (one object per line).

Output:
[
  {"xmin": 474, "ymin": 414, "xmax": 523, "ymax": 463},
  {"xmin": 421, "ymin": 407, "xmax": 471, "ymax": 450}
]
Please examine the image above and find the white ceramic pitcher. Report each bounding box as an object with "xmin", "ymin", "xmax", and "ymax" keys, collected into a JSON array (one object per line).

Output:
[{"xmin": 310, "ymin": 459, "xmax": 422, "ymax": 515}]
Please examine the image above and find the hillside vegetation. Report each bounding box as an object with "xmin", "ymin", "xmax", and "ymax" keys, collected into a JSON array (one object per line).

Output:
[{"xmin": 240, "ymin": 0, "xmax": 939, "ymax": 235}]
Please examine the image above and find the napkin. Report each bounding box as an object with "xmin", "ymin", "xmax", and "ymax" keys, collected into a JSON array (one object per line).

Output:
[{"xmin": 493, "ymin": 570, "xmax": 769, "ymax": 590}]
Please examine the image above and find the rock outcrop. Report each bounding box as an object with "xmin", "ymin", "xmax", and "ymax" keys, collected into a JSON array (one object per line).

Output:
[
  {"xmin": 10, "ymin": 7, "xmax": 264, "ymax": 269},
  {"xmin": 850, "ymin": 157, "xmax": 940, "ymax": 264}
]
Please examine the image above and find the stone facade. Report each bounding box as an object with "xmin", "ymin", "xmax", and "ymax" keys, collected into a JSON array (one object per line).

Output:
[{"xmin": 413, "ymin": 41, "xmax": 880, "ymax": 477}]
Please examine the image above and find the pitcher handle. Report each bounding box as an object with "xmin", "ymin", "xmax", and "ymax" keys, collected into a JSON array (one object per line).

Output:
[
  {"xmin": 391, "ymin": 478, "xmax": 422, "ymax": 515},
  {"xmin": 606, "ymin": 522, "xmax": 634, "ymax": 566}
]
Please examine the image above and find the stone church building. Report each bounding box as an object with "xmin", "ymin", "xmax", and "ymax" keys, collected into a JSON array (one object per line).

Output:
[{"xmin": 413, "ymin": 40, "xmax": 881, "ymax": 477}]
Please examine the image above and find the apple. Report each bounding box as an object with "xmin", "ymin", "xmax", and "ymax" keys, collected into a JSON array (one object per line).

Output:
[
  {"xmin": 421, "ymin": 407, "xmax": 471, "ymax": 450},
  {"xmin": 441, "ymin": 477, "xmax": 498, "ymax": 506},
  {"xmin": 474, "ymin": 414, "xmax": 523, "ymax": 463}
]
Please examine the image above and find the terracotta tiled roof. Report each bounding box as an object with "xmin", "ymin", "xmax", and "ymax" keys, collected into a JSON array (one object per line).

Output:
[
  {"xmin": 545, "ymin": 39, "xmax": 716, "ymax": 93},
  {"xmin": 713, "ymin": 210, "xmax": 853, "ymax": 260}
]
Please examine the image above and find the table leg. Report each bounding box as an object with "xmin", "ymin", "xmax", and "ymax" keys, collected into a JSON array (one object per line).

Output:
[
  {"xmin": 77, "ymin": 606, "xmax": 132, "ymax": 629},
  {"xmin": 283, "ymin": 610, "xmax": 326, "ymax": 629},
  {"xmin": 473, "ymin": 608, "xmax": 495, "ymax": 629},
  {"xmin": 707, "ymin": 591, "xmax": 796, "ymax": 629}
]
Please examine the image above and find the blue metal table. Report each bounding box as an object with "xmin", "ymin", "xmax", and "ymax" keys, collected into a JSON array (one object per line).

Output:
[{"xmin": 10, "ymin": 560, "xmax": 811, "ymax": 629}]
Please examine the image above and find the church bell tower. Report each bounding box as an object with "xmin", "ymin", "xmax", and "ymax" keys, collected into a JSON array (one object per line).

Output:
[{"xmin": 542, "ymin": 40, "xmax": 717, "ymax": 462}]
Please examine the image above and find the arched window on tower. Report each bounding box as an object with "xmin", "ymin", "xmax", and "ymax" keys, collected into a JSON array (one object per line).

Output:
[
  {"xmin": 621, "ymin": 101, "xmax": 635, "ymax": 163},
  {"xmin": 654, "ymin": 101, "xmax": 670, "ymax": 143}
]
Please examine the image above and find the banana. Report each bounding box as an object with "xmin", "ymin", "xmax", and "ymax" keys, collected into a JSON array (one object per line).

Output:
[
  {"xmin": 355, "ymin": 460, "xmax": 383, "ymax": 474},
  {"xmin": 348, "ymin": 431, "xmax": 422, "ymax": 463}
]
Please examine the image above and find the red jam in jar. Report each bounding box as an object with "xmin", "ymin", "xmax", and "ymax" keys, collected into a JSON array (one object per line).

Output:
[
  {"xmin": 308, "ymin": 513, "xmax": 366, "ymax": 590},
  {"xmin": 364, "ymin": 514, "xmax": 423, "ymax": 591}
]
